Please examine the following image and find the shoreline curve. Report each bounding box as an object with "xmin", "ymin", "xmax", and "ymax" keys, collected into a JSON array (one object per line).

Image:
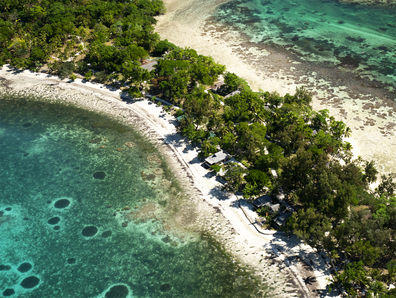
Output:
[{"xmin": 0, "ymin": 65, "xmax": 339, "ymax": 298}]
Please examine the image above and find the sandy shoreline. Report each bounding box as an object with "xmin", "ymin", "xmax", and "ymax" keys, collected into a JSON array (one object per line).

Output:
[
  {"xmin": 155, "ymin": 0, "xmax": 396, "ymax": 176},
  {"xmin": 0, "ymin": 66, "xmax": 338, "ymax": 297}
]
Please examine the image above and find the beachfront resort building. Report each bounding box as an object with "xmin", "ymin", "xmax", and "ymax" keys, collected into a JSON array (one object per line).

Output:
[
  {"xmin": 252, "ymin": 194, "xmax": 294, "ymax": 228},
  {"xmin": 204, "ymin": 150, "xmax": 229, "ymax": 167}
]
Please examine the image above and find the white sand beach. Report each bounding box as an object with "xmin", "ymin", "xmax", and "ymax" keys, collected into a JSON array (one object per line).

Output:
[
  {"xmin": 0, "ymin": 66, "xmax": 338, "ymax": 297},
  {"xmin": 155, "ymin": 0, "xmax": 396, "ymax": 175}
]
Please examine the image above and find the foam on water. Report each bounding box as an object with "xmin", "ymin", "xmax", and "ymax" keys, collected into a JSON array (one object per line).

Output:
[{"xmin": 0, "ymin": 98, "xmax": 269, "ymax": 297}]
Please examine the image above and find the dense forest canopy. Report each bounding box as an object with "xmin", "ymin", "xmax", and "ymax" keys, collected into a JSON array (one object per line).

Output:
[
  {"xmin": 1, "ymin": 0, "xmax": 396, "ymax": 296},
  {"xmin": 0, "ymin": 0, "xmax": 165, "ymax": 76}
]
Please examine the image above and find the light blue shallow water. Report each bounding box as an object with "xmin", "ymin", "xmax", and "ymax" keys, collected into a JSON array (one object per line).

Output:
[
  {"xmin": 0, "ymin": 98, "xmax": 264, "ymax": 297},
  {"xmin": 216, "ymin": 0, "xmax": 396, "ymax": 89}
]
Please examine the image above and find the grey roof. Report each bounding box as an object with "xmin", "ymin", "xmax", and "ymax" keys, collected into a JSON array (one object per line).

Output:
[
  {"xmin": 141, "ymin": 60, "xmax": 158, "ymax": 71},
  {"xmin": 269, "ymin": 203, "xmax": 280, "ymax": 213},
  {"xmin": 205, "ymin": 150, "xmax": 228, "ymax": 165},
  {"xmin": 274, "ymin": 213, "xmax": 292, "ymax": 226},
  {"xmin": 224, "ymin": 90, "xmax": 240, "ymax": 99},
  {"xmin": 252, "ymin": 195, "xmax": 273, "ymax": 208}
]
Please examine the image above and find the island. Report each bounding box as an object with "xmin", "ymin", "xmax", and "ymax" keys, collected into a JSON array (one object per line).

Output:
[{"xmin": 1, "ymin": 0, "xmax": 395, "ymax": 297}]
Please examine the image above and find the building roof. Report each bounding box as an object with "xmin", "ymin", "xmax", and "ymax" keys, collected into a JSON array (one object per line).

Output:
[
  {"xmin": 252, "ymin": 195, "xmax": 273, "ymax": 209},
  {"xmin": 224, "ymin": 90, "xmax": 240, "ymax": 99},
  {"xmin": 204, "ymin": 150, "xmax": 228, "ymax": 165},
  {"xmin": 269, "ymin": 203, "xmax": 280, "ymax": 213},
  {"xmin": 274, "ymin": 213, "xmax": 292, "ymax": 227}
]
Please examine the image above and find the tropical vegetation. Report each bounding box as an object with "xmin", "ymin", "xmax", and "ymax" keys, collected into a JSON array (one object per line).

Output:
[{"xmin": 1, "ymin": 0, "xmax": 395, "ymax": 296}]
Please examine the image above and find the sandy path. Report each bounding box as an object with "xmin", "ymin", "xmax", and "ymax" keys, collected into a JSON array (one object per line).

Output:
[{"xmin": 0, "ymin": 66, "xmax": 339, "ymax": 297}]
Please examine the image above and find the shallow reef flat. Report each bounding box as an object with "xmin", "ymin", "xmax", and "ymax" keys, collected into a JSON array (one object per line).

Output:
[
  {"xmin": 156, "ymin": 0, "xmax": 396, "ymax": 176},
  {"xmin": 338, "ymin": 0, "xmax": 396, "ymax": 7}
]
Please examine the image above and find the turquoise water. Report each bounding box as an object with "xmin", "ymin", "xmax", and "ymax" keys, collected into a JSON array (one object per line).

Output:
[
  {"xmin": 216, "ymin": 0, "xmax": 396, "ymax": 89},
  {"xmin": 0, "ymin": 97, "xmax": 264, "ymax": 297}
]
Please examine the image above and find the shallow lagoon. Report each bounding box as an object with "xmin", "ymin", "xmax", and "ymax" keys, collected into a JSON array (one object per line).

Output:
[
  {"xmin": 216, "ymin": 0, "xmax": 396, "ymax": 89},
  {"xmin": 0, "ymin": 98, "xmax": 265, "ymax": 297}
]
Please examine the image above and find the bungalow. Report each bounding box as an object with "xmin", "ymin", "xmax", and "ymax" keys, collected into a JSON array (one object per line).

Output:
[
  {"xmin": 210, "ymin": 81, "xmax": 225, "ymax": 92},
  {"xmin": 252, "ymin": 195, "xmax": 280, "ymax": 213},
  {"xmin": 224, "ymin": 90, "xmax": 240, "ymax": 99},
  {"xmin": 274, "ymin": 213, "xmax": 292, "ymax": 227},
  {"xmin": 252, "ymin": 195, "xmax": 272, "ymax": 209},
  {"xmin": 204, "ymin": 150, "xmax": 229, "ymax": 167}
]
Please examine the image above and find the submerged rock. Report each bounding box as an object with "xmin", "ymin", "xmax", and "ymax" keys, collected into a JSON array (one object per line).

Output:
[
  {"xmin": 145, "ymin": 174, "xmax": 156, "ymax": 181},
  {"xmin": 147, "ymin": 155, "xmax": 161, "ymax": 164},
  {"xmin": 102, "ymin": 231, "xmax": 112, "ymax": 238},
  {"xmin": 17, "ymin": 262, "xmax": 32, "ymax": 273},
  {"xmin": 160, "ymin": 284, "xmax": 172, "ymax": 292},
  {"xmin": 48, "ymin": 217, "xmax": 60, "ymax": 225},
  {"xmin": 2, "ymin": 289, "xmax": 15, "ymax": 296},
  {"xmin": 20, "ymin": 276, "xmax": 40, "ymax": 289},
  {"xmin": 89, "ymin": 137, "xmax": 102, "ymax": 144},
  {"xmin": 82, "ymin": 226, "xmax": 98, "ymax": 237},
  {"xmin": 54, "ymin": 199, "xmax": 70, "ymax": 209},
  {"xmin": 153, "ymin": 168, "xmax": 164, "ymax": 175},
  {"xmin": 161, "ymin": 235, "xmax": 171, "ymax": 243},
  {"xmin": 105, "ymin": 285, "xmax": 129, "ymax": 298},
  {"xmin": 125, "ymin": 142, "xmax": 135, "ymax": 148},
  {"xmin": 0, "ymin": 265, "xmax": 11, "ymax": 271},
  {"xmin": 93, "ymin": 172, "xmax": 106, "ymax": 180}
]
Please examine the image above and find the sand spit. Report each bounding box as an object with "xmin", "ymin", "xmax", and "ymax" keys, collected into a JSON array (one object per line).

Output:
[{"xmin": 0, "ymin": 66, "xmax": 338, "ymax": 297}]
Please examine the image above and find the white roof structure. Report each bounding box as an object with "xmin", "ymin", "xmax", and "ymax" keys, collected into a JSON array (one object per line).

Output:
[{"xmin": 204, "ymin": 150, "xmax": 228, "ymax": 166}]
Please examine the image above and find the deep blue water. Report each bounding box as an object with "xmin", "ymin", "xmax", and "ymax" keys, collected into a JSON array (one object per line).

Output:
[{"xmin": 0, "ymin": 97, "xmax": 265, "ymax": 297}]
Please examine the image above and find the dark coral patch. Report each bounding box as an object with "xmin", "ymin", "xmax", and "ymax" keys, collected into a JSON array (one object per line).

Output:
[
  {"xmin": 3, "ymin": 289, "xmax": 15, "ymax": 296},
  {"xmin": 160, "ymin": 284, "xmax": 172, "ymax": 292},
  {"xmin": 23, "ymin": 123, "xmax": 33, "ymax": 127},
  {"xmin": 105, "ymin": 285, "xmax": 129, "ymax": 298},
  {"xmin": 54, "ymin": 199, "xmax": 70, "ymax": 209},
  {"xmin": 5, "ymin": 207, "xmax": 11, "ymax": 211},
  {"xmin": 20, "ymin": 276, "xmax": 40, "ymax": 289},
  {"xmin": 48, "ymin": 217, "xmax": 60, "ymax": 225},
  {"xmin": 102, "ymin": 231, "xmax": 112, "ymax": 238},
  {"xmin": 145, "ymin": 174, "xmax": 156, "ymax": 181},
  {"xmin": 93, "ymin": 172, "xmax": 106, "ymax": 180},
  {"xmin": 53, "ymin": 225, "xmax": 60, "ymax": 231},
  {"xmin": 0, "ymin": 264, "xmax": 11, "ymax": 271},
  {"xmin": 67, "ymin": 258, "xmax": 76, "ymax": 264},
  {"xmin": 161, "ymin": 235, "xmax": 171, "ymax": 243},
  {"xmin": 82, "ymin": 226, "xmax": 98, "ymax": 237},
  {"xmin": 17, "ymin": 262, "xmax": 32, "ymax": 273},
  {"xmin": 89, "ymin": 137, "xmax": 102, "ymax": 144}
]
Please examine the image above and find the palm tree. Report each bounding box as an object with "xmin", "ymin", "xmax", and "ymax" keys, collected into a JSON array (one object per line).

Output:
[
  {"xmin": 368, "ymin": 280, "xmax": 387, "ymax": 298},
  {"xmin": 345, "ymin": 126, "xmax": 352, "ymax": 138}
]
